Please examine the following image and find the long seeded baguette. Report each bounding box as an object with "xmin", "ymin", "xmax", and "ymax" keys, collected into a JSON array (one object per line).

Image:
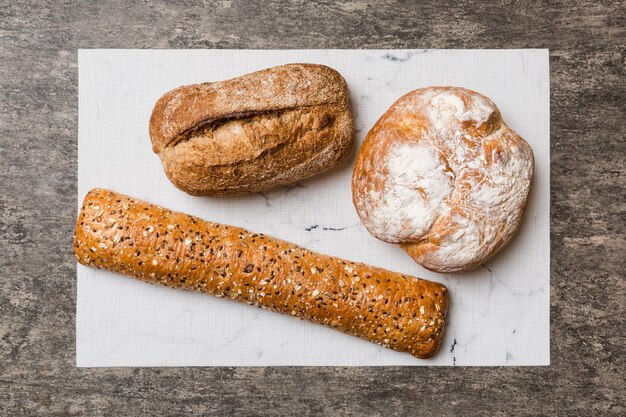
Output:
[{"xmin": 73, "ymin": 189, "xmax": 448, "ymax": 359}]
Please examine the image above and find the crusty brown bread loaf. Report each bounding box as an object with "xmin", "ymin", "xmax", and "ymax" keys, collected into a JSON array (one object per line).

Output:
[
  {"xmin": 149, "ymin": 64, "xmax": 354, "ymax": 196},
  {"xmin": 74, "ymin": 189, "xmax": 448, "ymax": 359}
]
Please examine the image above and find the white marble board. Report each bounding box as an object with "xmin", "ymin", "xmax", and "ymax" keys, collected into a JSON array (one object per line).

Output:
[{"xmin": 77, "ymin": 49, "xmax": 550, "ymax": 366}]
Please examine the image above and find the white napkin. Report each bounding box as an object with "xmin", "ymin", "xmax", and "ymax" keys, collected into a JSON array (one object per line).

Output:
[{"xmin": 77, "ymin": 49, "xmax": 550, "ymax": 366}]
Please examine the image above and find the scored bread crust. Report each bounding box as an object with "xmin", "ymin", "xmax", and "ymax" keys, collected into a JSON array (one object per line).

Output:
[
  {"xmin": 149, "ymin": 64, "xmax": 354, "ymax": 196},
  {"xmin": 352, "ymin": 87, "xmax": 534, "ymax": 273},
  {"xmin": 74, "ymin": 189, "xmax": 448, "ymax": 359}
]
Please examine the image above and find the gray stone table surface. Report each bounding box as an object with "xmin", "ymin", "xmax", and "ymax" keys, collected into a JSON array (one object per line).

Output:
[{"xmin": 1, "ymin": 1, "xmax": 624, "ymax": 415}]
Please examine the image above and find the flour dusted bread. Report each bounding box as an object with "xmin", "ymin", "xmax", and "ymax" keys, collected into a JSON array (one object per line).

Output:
[
  {"xmin": 74, "ymin": 189, "xmax": 448, "ymax": 359},
  {"xmin": 352, "ymin": 87, "xmax": 534, "ymax": 273},
  {"xmin": 149, "ymin": 64, "xmax": 354, "ymax": 196}
]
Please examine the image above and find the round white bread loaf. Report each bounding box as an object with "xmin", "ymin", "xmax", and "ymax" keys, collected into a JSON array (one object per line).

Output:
[{"xmin": 352, "ymin": 87, "xmax": 534, "ymax": 273}]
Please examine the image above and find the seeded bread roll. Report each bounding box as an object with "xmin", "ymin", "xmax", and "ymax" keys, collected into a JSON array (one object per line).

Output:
[
  {"xmin": 74, "ymin": 189, "xmax": 448, "ymax": 359},
  {"xmin": 149, "ymin": 63, "xmax": 354, "ymax": 196}
]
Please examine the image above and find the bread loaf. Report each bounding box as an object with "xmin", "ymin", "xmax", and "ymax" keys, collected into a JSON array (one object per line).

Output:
[
  {"xmin": 352, "ymin": 87, "xmax": 534, "ymax": 273},
  {"xmin": 74, "ymin": 189, "xmax": 448, "ymax": 359},
  {"xmin": 149, "ymin": 64, "xmax": 354, "ymax": 196}
]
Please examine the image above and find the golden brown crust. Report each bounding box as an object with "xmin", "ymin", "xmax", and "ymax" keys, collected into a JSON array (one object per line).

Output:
[
  {"xmin": 74, "ymin": 189, "xmax": 448, "ymax": 359},
  {"xmin": 149, "ymin": 64, "xmax": 354, "ymax": 196},
  {"xmin": 352, "ymin": 87, "xmax": 534, "ymax": 273}
]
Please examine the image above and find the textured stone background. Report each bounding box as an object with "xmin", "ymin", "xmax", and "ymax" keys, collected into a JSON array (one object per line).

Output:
[{"xmin": 1, "ymin": 1, "xmax": 624, "ymax": 415}]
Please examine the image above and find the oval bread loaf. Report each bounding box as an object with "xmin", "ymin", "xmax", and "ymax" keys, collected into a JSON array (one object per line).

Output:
[
  {"xmin": 149, "ymin": 64, "xmax": 354, "ymax": 196},
  {"xmin": 74, "ymin": 189, "xmax": 448, "ymax": 359}
]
